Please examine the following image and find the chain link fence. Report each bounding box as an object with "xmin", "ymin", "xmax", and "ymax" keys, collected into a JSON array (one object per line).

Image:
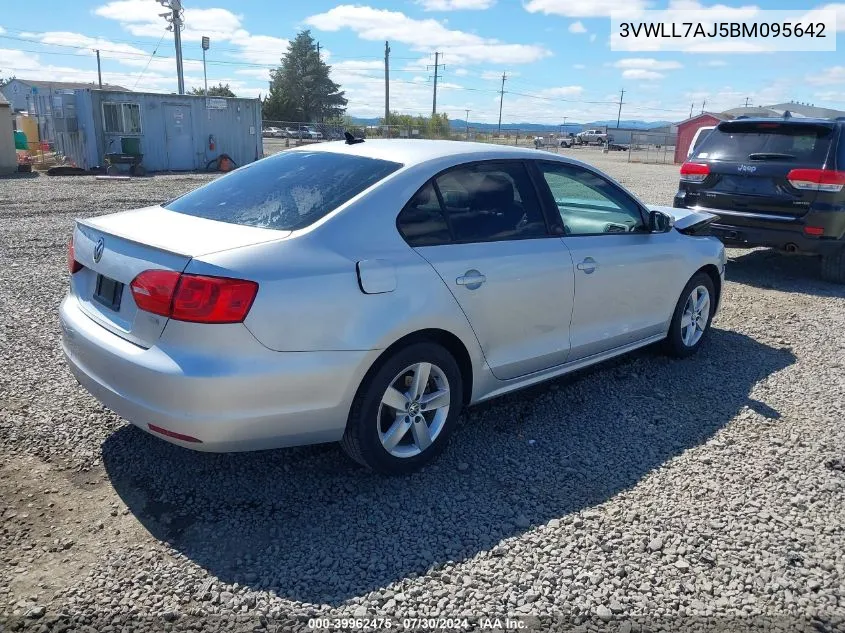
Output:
[{"xmin": 626, "ymin": 132, "xmax": 678, "ymax": 164}]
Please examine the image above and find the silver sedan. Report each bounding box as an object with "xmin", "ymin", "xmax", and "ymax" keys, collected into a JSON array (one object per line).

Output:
[{"xmin": 60, "ymin": 140, "xmax": 725, "ymax": 473}]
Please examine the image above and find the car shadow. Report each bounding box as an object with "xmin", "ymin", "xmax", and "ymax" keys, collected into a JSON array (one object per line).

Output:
[
  {"xmin": 101, "ymin": 329, "xmax": 793, "ymax": 606},
  {"xmin": 726, "ymin": 248, "xmax": 845, "ymax": 298}
]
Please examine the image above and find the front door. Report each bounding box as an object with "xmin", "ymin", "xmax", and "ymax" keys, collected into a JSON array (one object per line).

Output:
[
  {"xmin": 163, "ymin": 104, "xmax": 194, "ymax": 171},
  {"xmin": 534, "ymin": 161, "xmax": 685, "ymax": 360},
  {"xmin": 397, "ymin": 161, "xmax": 575, "ymax": 380}
]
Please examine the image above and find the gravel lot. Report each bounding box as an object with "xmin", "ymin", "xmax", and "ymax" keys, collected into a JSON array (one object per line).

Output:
[{"xmin": 1, "ymin": 150, "xmax": 844, "ymax": 632}]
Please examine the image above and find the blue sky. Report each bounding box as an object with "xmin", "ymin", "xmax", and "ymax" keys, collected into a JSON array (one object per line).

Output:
[{"xmin": 1, "ymin": 0, "xmax": 843, "ymax": 123}]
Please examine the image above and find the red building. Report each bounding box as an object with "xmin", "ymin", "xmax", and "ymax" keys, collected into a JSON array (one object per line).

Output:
[{"xmin": 674, "ymin": 113, "xmax": 730, "ymax": 164}]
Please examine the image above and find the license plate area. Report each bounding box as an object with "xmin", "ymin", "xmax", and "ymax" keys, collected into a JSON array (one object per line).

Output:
[{"xmin": 93, "ymin": 274, "xmax": 124, "ymax": 311}]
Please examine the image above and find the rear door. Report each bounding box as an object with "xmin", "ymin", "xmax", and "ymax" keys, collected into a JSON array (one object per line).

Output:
[
  {"xmin": 684, "ymin": 120, "xmax": 836, "ymax": 220},
  {"xmin": 397, "ymin": 161, "xmax": 575, "ymax": 380}
]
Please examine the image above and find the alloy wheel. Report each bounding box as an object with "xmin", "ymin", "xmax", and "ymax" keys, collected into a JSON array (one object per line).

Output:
[
  {"xmin": 680, "ymin": 285, "xmax": 711, "ymax": 347},
  {"xmin": 377, "ymin": 362, "xmax": 451, "ymax": 458}
]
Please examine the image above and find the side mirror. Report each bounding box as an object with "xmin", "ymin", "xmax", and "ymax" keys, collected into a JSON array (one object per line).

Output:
[{"xmin": 648, "ymin": 210, "xmax": 674, "ymax": 233}]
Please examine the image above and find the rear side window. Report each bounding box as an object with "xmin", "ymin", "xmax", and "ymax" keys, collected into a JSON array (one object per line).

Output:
[
  {"xmin": 397, "ymin": 161, "xmax": 549, "ymax": 246},
  {"xmin": 165, "ymin": 151, "xmax": 402, "ymax": 231},
  {"xmin": 694, "ymin": 122, "xmax": 834, "ymax": 164}
]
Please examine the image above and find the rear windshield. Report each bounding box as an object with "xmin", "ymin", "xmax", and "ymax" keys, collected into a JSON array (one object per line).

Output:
[
  {"xmin": 165, "ymin": 151, "xmax": 402, "ymax": 231},
  {"xmin": 693, "ymin": 122, "xmax": 834, "ymax": 164}
]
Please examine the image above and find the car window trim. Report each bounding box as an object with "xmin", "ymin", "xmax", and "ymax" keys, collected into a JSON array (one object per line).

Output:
[
  {"xmin": 396, "ymin": 159, "xmax": 556, "ymax": 247},
  {"xmin": 531, "ymin": 159, "xmax": 650, "ymax": 237}
]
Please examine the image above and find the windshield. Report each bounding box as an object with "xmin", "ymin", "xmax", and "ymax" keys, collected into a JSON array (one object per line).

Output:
[
  {"xmin": 693, "ymin": 121, "xmax": 834, "ymax": 164},
  {"xmin": 165, "ymin": 151, "xmax": 402, "ymax": 231}
]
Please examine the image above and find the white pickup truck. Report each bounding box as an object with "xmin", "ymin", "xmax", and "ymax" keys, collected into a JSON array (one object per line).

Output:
[{"xmin": 575, "ymin": 129, "xmax": 608, "ymax": 145}]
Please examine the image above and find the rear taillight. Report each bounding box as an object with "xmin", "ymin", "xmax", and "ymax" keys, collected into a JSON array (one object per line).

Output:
[
  {"xmin": 803, "ymin": 226, "xmax": 825, "ymax": 236},
  {"xmin": 67, "ymin": 238, "xmax": 83, "ymax": 274},
  {"xmin": 680, "ymin": 162, "xmax": 710, "ymax": 183},
  {"xmin": 129, "ymin": 270, "xmax": 258, "ymax": 324},
  {"xmin": 130, "ymin": 270, "xmax": 181, "ymax": 317},
  {"xmin": 787, "ymin": 168, "xmax": 845, "ymax": 193}
]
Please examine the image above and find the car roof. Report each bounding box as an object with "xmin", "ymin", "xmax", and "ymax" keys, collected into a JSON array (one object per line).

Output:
[
  {"xmin": 720, "ymin": 117, "xmax": 841, "ymax": 126},
  {"xmin": 290, "ymin": 139, "xmax": 556, "ymax": 167}
]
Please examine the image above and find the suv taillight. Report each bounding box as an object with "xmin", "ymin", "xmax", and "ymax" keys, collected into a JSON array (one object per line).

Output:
[
  {"xmin": 68, "ymin": 238, "xmax": 83, "ymax": 274},
  {"xmin": 680, "ymin": 162, "xmax": 710, "ymax": 183},
  {"xmin": 786, "ymin": 168, "xmax": 845, "ymax": 193},
  {"xmin": 130, "ymin": 270, "xmax": 258, "ymax": 324}
]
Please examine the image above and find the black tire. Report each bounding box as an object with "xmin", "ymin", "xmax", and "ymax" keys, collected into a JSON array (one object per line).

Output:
[
  {"xmin": 821, "ymin": 248, "xmax": 845, "ymax": 284},
  {"xmin": 663, "ymin": 272, "xmax": 716, "ymax": 358},
  {"xmin": 341, "ymin": 342, "xmax": 463, "ymax": 474}
]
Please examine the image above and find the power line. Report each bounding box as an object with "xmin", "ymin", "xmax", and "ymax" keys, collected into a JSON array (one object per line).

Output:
[{"xmin": 132, "ymin": 30, "xmax": 168, "ymax": 90}]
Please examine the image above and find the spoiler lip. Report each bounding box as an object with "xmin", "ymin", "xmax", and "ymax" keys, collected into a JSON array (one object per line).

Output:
[{"xmin": 648, "ymin": 204, "xmax": 720, "ymax": 235}]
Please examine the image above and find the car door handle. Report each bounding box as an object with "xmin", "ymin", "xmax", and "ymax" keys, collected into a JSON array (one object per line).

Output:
[
  {"xmin": 456, "ymin": 270, "xmax": 486, "ymax": 289},
  {"xmin": 576, "ymin": 257, "xmax": 598, "ymax": 274}
]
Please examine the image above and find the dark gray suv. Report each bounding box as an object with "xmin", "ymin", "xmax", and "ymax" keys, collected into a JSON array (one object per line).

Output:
[{"xmin": 674, "ymin": 117, "xmax": 845, "ymax": 283}]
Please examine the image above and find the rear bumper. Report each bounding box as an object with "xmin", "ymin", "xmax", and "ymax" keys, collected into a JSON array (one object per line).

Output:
[
  {"xmin": 672, "ymin": 198, "xmax": 845, "ymax": 255},
  {"xmin": 59, "ymin": 294, "xmax": 374, "ymax": 452},
  {"xmin": 707, "ymin": 222, "xmax": 843, "ymax": 255}
]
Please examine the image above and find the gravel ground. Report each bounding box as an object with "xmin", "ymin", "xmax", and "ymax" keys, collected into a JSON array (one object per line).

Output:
[{"xmin": 1, "ymin": 153, "xmax": 844, "ymax": 633}]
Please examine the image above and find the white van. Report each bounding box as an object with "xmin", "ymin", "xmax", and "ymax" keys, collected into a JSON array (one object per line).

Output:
[{"xmin": 687, "ymin": 125, "xmax": 715, "ymax": 158}]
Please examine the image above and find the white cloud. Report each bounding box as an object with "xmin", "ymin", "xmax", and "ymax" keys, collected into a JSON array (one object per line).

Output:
[
  {"xmin": 305, "ymin": 5, "xmax": 551, "ymax": 65},
  {"xmin": 622, "ymin": 69, "xmax": 664, "ymax": 80},
  {"xmin": 94, "ymin": 1, "xmax": 244, "ymax": 42},
  {"xmin": 573, "ymin": 63, "xmax": 586, "ymax": 69},
  {"xmin": 807, "ymin": 66, "xmax": 845, "ymax": 85},
  {"xmin": 568, "ymin": 21, "xmax": 587, "ymax": 33},
  {"xmin": 613, "ymin": 58, "xmax": 682, "ymax": 70},
  {"xmin": 700, "ymin": 59, "xmax": 728, "ymax": 67},
  {"xmin": 235, "ymin": 34, "xmax": 289, "ymax": 66},
  {"xmin": 524, "ymin": 0, "xmax": 650, "ymax": 18},
  {"xmin": 454, "ymin": 68, "xmax": 469, "ymax": 76},
  {"xmin": 540, "ymin": 85, "xmax": 585, "ymax": 97},
  {"xmin": 800, "ymin": 3, "xmax": 845, "ymax": 30},
  {"xmin": 480, "ymin": 70, "xmax": 519, "ymax": 80},
  {"xmin": 589, "ymin": 34, "xmax": 597, "ymax": 42},
  {"xmin": 417, "ymin": 0, "xmax": 496, "ymax": 9},
  {"xmin": 0, "ymin": 26, "xmax": 5, "ymax": 35}
]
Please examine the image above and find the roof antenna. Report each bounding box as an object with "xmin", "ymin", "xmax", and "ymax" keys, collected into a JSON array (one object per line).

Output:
[
  {"xmin": 783, "ymin": 110, "xmax": 792, "ymax": 119},
  {"xmin": 344, "ymin": 131, "xmax": 365, "ymax": 145}
]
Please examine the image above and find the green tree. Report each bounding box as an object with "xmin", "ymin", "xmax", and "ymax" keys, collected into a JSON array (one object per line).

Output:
[
  {"xmin": 379, "ymin": 111, "xmax": 451, "ymax": 138},
  {"xmin": 189, "ymin": 82, "xmax": 236, "ymax": 97},
  {"xmin": 263, "ymin": 30, "xmax": 347, "ymax": 122}
]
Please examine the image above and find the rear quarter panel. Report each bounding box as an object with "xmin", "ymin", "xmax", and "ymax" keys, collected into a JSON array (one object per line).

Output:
[{"xmin": 185, "ymin": 164, "xmax": 485, "ymax": 367}]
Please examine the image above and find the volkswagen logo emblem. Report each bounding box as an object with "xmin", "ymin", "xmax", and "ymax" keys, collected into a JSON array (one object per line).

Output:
[{"xmin": 93, "ymin": 238, "xmax": 105, "ymax": 263}]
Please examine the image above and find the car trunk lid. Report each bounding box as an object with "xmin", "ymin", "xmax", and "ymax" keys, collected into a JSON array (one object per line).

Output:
[{"xmin": 71, "ymin": 206, "xmax": 288, "ymax": 348}]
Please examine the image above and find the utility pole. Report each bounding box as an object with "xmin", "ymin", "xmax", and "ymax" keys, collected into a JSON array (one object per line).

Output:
[
  {"xmin": 497, "ymin": 71, "xmax": 507, "ymax": 136},
  {"xmin": 465, "ymin": 109, "xmax": 470, "ymax": 140},
  {"xmin": 158, "ymin": 0, "xmax": 185, "ymax": 94},
  {"xmin": 430, "ymin": 51, "xmax": 441, "ymax": 117},
  {"xmin": 384, "ymin": 41, "xmax": 390, "ymax": 130},
  {"xmin": 744, "ymin": 96, "xmax": 751, "ymax": 107},
  {"xmin": 317, "ymin": 42, "xmax": 321, "ymax": 60},
  {"xmin": 95, "ymin": 49, "xmax": 102, "ymax": 88},
  {"xmin": 701, "ymin": 99, "xmax": 707, "ymax": 114},
  {"xmin": 689, "ymin": 102, "xmax": 694, "ymax": 118},
  {"xmin": 616, "ymin": 89, "xmax": 625, "ymax": 128}
]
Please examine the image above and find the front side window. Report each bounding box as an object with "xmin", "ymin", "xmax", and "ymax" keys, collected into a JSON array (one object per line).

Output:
[
  {"xmin": 103, "ymin": 103, "xmax": 142, "ymax": 134},
  {"xmin": 165, "ymin": 151, "xmax": 402, "ymax": 231},
  {"xmin": 537, "ymin": 163, "xmax": 645, "ymax": 235}
]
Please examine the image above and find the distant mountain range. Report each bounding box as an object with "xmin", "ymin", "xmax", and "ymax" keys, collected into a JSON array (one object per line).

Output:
[{"xmin": 347, "ymin": 116, "xmax": 673, "ymax": 132}]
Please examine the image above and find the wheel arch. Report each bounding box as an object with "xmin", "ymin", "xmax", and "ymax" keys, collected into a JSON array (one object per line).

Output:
[
  {"xmin": 696, "ymin": 263, "xmax": 722, "ymax": 313},
  {"xmin": 357, "ymin": 329, "xmax": 474, "ymax": 409}
]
